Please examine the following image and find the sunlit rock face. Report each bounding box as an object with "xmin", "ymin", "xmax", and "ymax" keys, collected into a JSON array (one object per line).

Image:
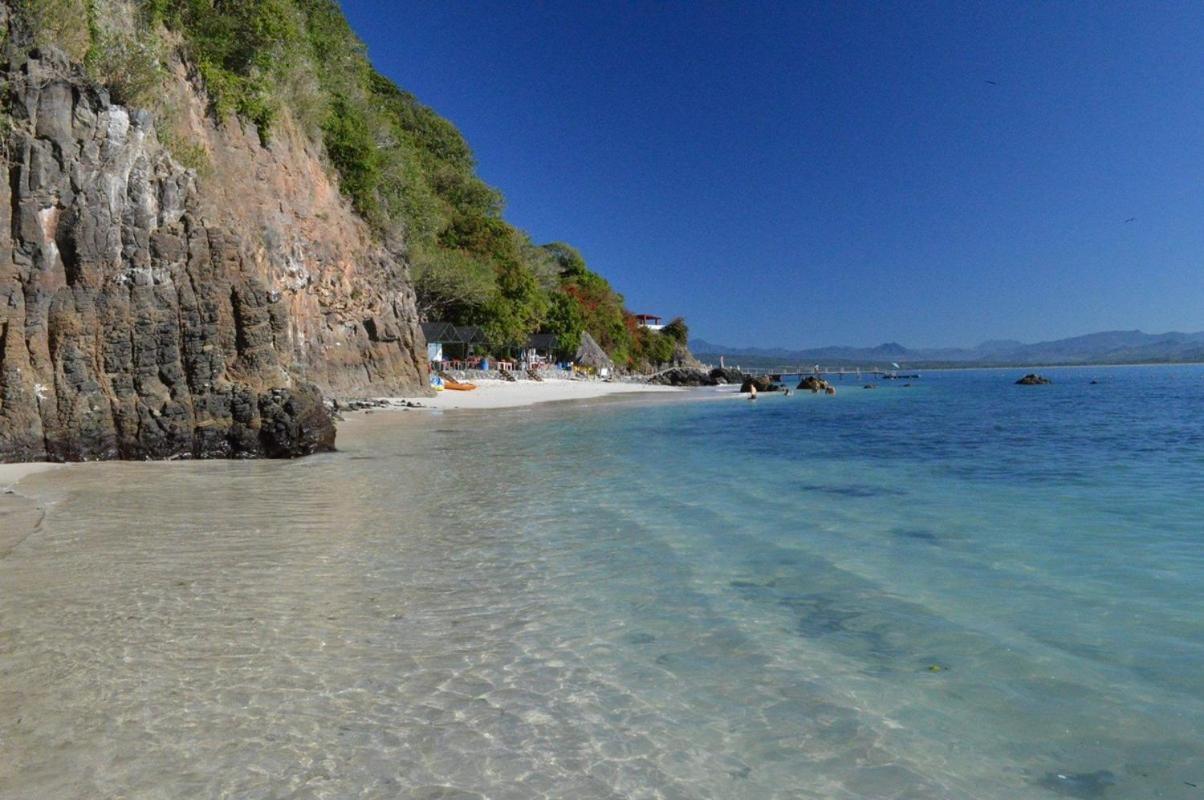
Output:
[{"xmin": 0, "ymin": 48, "xmax": 427, "ymax": 461}]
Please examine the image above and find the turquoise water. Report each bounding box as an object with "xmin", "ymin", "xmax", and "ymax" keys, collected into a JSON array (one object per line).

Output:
[{"xmin": 2, "ymin": 366, "xmax": 1202, "ymax": 798}]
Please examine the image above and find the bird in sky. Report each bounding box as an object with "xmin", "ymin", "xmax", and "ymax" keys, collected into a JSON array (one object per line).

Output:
[
  {"xmin": 984, "ymin": 80, "xmax": 998, "ymax": 85},
  {"xmin": 1124, "ymin": 217, "xmax": 1136, "ymax": 223}
]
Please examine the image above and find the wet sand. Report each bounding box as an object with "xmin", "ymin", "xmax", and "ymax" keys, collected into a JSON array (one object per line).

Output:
[
  {"xmin": 0, "ymin": 463, "xmax": 61, "ymax": 489},
  {"xmin": 0, "ymin": 464, "xmax": 61, "ymax": 558}
]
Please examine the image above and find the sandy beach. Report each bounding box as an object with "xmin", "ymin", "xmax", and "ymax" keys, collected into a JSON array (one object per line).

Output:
[
  {"xmin": 0, "ymin": 462, "xmax": 62, "ymax": 490},
  {"xmin": 379, "ymin": 377, "xmax": 686, "ymax": 410}
]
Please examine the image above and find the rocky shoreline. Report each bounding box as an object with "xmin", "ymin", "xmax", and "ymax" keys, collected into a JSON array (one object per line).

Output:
[{"xmin": 0, "ymin": 44, "xmax": 425, "ymax": 464}]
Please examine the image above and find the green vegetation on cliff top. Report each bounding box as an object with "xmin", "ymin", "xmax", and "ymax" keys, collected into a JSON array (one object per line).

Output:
[{"xmin": 9, "ymin": 0, "xmax": 685, "ymax": 368}]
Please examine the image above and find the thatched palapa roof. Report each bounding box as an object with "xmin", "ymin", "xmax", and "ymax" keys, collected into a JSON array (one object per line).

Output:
[{"xmin": 574, "ymin": 332, "xmax": 613, "ymax": 369}]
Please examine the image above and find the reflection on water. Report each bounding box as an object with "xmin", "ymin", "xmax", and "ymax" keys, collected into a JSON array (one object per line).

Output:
[{"xmin": 2, "ymin": 368, "xmax": 1204, "ymax": 799}]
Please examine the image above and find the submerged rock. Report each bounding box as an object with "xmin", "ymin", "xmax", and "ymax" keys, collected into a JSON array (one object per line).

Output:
[
  {"xmin": 1036, "ymin": 770, "xmax": 1116, "ymax": 798},
  {"xmin": 1016, "ymin": 374, "xmax": 1053, "ymax": 385}
]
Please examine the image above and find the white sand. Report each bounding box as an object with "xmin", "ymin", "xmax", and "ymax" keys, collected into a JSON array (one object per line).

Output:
[{"xmin": 381, "ymin": 378, "xmax": 685, "ymax": 410}]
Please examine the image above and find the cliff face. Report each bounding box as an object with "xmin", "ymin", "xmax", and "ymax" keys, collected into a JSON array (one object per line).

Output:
[{"xmin": 0, "ymin": 47, "xmax": 428, "ymax": 462}]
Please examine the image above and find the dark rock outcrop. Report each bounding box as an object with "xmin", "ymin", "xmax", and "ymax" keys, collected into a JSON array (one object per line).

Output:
[
  {"xmin": 740, "ymin": 375, "xmax": 780, "ymax": 393},
  {"xmin": 1015, "ymin": 374, "xmax": 1052, "ymax": 385},
  {"xmin": 649, "ymin": 367, "xmax": 717, "ymax": 387},
  {"xmin": 798, "ymin": 376, "xmax": 834, "ymax": 393},
  {"xmin": 0, "ymin": 49, "xmax": 426, "ymax": 461},
  {"xmin": 708, "ymin": 367, "xmax": 747, "ymax": 385}
]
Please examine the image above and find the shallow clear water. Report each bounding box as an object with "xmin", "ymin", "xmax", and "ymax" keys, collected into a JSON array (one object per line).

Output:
[{"xmin": 2, "ymin": 366, "xmax": 1202, "ymax": 799}]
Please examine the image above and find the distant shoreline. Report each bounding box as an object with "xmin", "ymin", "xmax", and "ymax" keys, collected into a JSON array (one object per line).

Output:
[
  {"xmin": 698, "ymin": 358, "xmax": 1204, "ymax": 373},
  {"xmin": 882, "ymin": 360, "xmax": 1204, "ymax": 373}
]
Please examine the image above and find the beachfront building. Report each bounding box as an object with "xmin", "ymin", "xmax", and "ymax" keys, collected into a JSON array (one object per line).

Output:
[
  {"xmin": 634, "ymin": 313, "xmax": 664, "ymax": 331},
  {"xmin": 524, "ymin": 333, "xmax": 558, "ymax": 367},
  {"xmin": 420, "ymin": 322, "xmax": 487, "ymax": 369},
  {"xmin": 421, "ymin": 321, "xmax": 449, "ymax": 364}
]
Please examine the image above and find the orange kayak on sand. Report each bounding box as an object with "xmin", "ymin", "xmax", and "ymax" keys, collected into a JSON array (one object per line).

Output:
[{"xmin": 443, "ymin": 378, "xmax": 477, "ymax": 391}]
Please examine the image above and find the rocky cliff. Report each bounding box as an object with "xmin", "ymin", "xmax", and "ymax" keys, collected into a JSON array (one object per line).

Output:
[{"xmin": 0, "ymin": 43, "xmax": 428, "ymax": 461}]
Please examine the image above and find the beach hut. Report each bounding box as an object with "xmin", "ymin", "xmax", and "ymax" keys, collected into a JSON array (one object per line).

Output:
[
  {"xmin": 451, "ymin": 325, "xmax": 486, "ymax": 352},
  {"xmin": 420, "ymin": 321, "xmax": 454, "ymax": 365},
  {"xmin": 574, "ymin": 331, "xmax": 614, "ymax": 377},
  {"xmin": 524, "ymin": 333, "xmax": 558, "ymax": 367},
  {"xmin": 421, "ymin": 322, "xmax": 487, "ymax": 368}
]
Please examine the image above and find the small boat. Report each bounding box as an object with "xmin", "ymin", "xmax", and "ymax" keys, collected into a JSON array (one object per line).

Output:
[{"xmin": 443, "ymin": 378, "xmax": 478, "ymax": 391}]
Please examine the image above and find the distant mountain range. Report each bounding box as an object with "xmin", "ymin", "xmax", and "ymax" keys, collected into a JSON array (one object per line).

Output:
[{"xmin": 689, "ymin": 330, "xmax": 1204, "ymax": 368}]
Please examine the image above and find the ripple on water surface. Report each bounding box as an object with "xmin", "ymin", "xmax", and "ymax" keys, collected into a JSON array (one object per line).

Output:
[{"xmin": 2, "ymin": 368, "xmax": 1203, "ymax": 799}]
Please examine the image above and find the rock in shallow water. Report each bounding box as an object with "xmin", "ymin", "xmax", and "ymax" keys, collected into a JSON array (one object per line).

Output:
[
  {"xmin": 798, "ymin": 375, "xmax": 834, "ymax": 393},
  {"xmin": 741, "ymin": 375, "xmax": 781, "ymax": 393}
]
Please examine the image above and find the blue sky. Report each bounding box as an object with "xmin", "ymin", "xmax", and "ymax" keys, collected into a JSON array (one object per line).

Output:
[{"xmin": 340, "ymin": 1, "xmax": 1204, "ymax": 348}]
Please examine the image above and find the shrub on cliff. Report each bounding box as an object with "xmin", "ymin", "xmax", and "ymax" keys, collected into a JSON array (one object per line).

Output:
[
  {"xmin": 8, "ymin": 0, "xmax": 688, "ymax": 370},
  {"xmin": 661, "ymin": 317, "xmax": 689, "ymax": 345}
]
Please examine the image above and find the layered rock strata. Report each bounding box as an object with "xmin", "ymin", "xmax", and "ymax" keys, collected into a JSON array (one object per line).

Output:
[{"xmin": 0, "ymin": 50, "xmax": 427, "ymax": 460}]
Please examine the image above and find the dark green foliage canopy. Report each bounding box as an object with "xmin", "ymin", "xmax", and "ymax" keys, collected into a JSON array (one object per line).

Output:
[
  {"xmin": 13, "ymin": 0, "xmax": 687, "ymax": 368},
  {"xmin": 543, "ymin": 291, "xmax": 585, "ymax": 356},
  {"xmin": 661, "ymin": 317, "xmax": 689, "ymax": 345}
]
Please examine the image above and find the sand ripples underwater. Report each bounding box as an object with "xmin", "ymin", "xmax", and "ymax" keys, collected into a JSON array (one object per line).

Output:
[{"xmin": 1, "ymin": 366, "xmax": 1202, "ymax": 799}]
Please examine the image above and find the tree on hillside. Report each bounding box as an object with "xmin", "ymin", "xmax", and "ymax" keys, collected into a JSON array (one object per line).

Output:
[
  {"xmin": 543, "ymin": 291, "xmax": 585, "ymax": 356},
  {"xmin": 661, "ymin": 316, "xmax": 688, "ymax": 345},
  {"xmin": 107, "ymin": 0, "xmax": 654, "ymax": 366},
  {"xmin": 409, "ymin": 246, "xmax": 495, "ymax": 321},
  {"xmin": 637, "ymin": 326, "xmax": 676, "ymax": 367},
  {"xmin": 481, "ymin": 260, "xmax": 547, "ymax": 351},
  {"xmin": 541, "ymin": 242, "xmax": 589, "ymax": 279}
]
